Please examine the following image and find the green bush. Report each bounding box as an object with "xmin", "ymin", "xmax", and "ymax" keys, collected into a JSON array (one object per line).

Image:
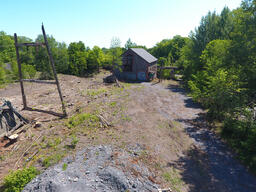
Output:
[
  {"xmin": 3, "ymin": 167, "xmax": 39, "ymax": 192},
  {"xmin": 222, "ymin": 111, "xmax": 256, "ymax": 174},
  {"xmin": 22, "ymin": 64, "xmax": 37, "ymax": 79},
  {"xmin": 39, "ymin": 71, "xmax": 54, "ymax": 80}
]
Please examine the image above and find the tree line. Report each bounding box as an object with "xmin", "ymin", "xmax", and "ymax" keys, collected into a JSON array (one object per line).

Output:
[
  {"xmin": 0, "ymin": 29, "xmax": 188, "ymax": 85},
  {"xmin": 0, "ymin": 0, "xmax": 255, "ymax": 174},
  {"xmin": 0, "ymin": 34, "xmax": 122, "ymax": 82},
  {"xmin": 177, "ymin": 0, "xmax": 256, "ymax": 173},
  {"xmin": 148, "ymin": 0, "xmax": 256, "ymax": 173}
]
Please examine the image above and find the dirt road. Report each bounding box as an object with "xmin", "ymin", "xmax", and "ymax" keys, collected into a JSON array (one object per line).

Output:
[
  {"xmin": 130, "ymin": 81, "xmax": 256, "ymax": 192},
  {"xmin": 1, "ymin": 73, "xmax": 256, "ymax": 191}
]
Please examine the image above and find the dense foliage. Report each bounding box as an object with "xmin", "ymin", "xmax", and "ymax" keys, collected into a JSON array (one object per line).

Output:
[
  {"xmin": 178, "ymin": 0, "xmax": 256, "ymax": 173},
  {"xmin": 0, "ymin": 34, "xmax": 124, "ymax": 83},
  {"xmin": 3, "ymin": 167, "xmax": 39, "ymax": 192}
]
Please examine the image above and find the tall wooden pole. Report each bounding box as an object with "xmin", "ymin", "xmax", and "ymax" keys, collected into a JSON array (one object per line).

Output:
[
  {"xmin": 159, "ymin": 61, "xmax": 164, "ymax": 82},
  {"xmin": 41, "ymin": 24, "xmax": 67, "ymax": 117},
  {"xmin": 14, "ymin": 33, "xmax": 27, "ymax": 109}
]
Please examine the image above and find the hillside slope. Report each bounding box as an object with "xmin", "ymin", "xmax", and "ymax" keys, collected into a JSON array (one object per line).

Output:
[{"xmin": 0, "ymin": 72, "xmax": 255, "ymax": 192}]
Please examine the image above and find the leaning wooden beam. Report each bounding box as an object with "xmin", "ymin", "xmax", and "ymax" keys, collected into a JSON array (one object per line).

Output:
[
  {"xmin": 26, "ymin": 107, "xmax": 66, "ymax": 118},
  {"xmin": 42, "ymin": 24, "xmax": 67, "ymax": 117},
  {"xmin": 160, "ymin": 66, "xmax": 178, "ymax": 70},
  {"xmin": 14, "ymin": 33, "xmax": 27, "ymax": 109},
  {"xmin": 17, "ymin": 42, "xmax": 45, "ymax": 47},
  {"xmin": 22, "ymin": 79, "xmax": 57, "ymax": 85}
]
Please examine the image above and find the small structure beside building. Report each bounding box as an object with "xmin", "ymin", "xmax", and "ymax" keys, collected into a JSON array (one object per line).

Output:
[{"xmin": 115, "ymin": 48, "xmax": 158, "ymax": 81}]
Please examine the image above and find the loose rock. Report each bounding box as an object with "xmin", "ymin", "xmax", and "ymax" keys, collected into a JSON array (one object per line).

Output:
[{"xmin": 23, "ymin": 145, "xmax": 158, "ymax": 192}]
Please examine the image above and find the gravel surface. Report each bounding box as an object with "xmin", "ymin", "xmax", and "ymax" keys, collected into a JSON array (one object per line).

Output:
[
  {"xmin": 23, "ymin": 145, "xmax": 158, "ymax": 192},
  {"xmin": 142, "ymin": 82, "xmax": 256, "ymax": 192}
]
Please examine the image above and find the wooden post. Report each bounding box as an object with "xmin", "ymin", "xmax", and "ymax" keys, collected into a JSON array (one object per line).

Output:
[
  {"xmin": 41, "ymin": 24, "xmax": 67, "ymax": 117},
  {"xmin": 159, "ymin": 61, "xmax": 164, "ymax": 82},
  {"xmin": 14, "ymin": 33, "xmax": 27, "ymax": 109}
]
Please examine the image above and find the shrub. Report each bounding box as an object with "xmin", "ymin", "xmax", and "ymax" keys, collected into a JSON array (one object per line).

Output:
[
  {"xmin": 222, "ymin": 110, "xmax": 256, "ymax": 174},
  {"xmin": 39, "ymin": 71, "xmax": 54, "ymax": 80},
  {"xmin": 66, "ymin": 112, "xmax": 99, "ymax": 129},
  {"xmin": 22, "ymin": 64, "xmax": 37, "ymax": 79},
  {"xmin": 3, "ymin": 167, "xmax": 39, "ymax": 192}
]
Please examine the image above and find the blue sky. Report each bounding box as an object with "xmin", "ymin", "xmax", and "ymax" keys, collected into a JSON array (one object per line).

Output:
[{"xmin": 1, "ymin": 0, "xmax": 242, "ymax": 48}]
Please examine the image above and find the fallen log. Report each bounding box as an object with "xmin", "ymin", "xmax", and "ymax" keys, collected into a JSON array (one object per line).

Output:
[{"xmin": 97, "ymin": 114, "xmax": 111, "ymax": 127}]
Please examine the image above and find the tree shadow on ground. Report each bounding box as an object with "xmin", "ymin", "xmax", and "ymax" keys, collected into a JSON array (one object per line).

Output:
[
  {"xmin": 166, "ymin": 83, "xmax": 186, "ymax": 94},
  {"xmin": 173, "ymin": 114, "xmax": 256, "ymax": 192},
  {"xmin": 166, "ymin": 83, "xmax": 202, "ymax": 109}
]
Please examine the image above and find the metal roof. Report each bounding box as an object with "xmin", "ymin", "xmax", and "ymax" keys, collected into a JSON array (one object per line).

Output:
[{"xmin": 130, "ymin": 48, "xmax": 157, "ymax": 63}]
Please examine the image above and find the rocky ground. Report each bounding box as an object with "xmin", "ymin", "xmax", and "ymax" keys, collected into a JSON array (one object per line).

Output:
[
  {"xmin": 23, "ymin": 145, "xmax": 158, "ymax": 192},
  {"xmin": 1, "ymin": 72, "xmax": 256, "ymax": 192}
]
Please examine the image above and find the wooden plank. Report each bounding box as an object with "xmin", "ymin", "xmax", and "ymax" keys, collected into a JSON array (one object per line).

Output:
[
  {"xmin": 160, "ymin": 66, "xmax": 178, "ymax": 70},
  {"xmin": 26, "ymin": 107, "xmax": 66, "ymax": 118},
  {"xmin": 22, "ymin": 79, "xmax": 56, "ymax": 85},
  {"xmin": 14, "ymin": 33, "xmax": 27, "ymax": 109},
  {"xmin": 17, "ymin": 42, "xmax": 45, "ymax": 47},
  {"xmin": 42, "ymin": 24, "xmax": 67, "ymax": 117}
]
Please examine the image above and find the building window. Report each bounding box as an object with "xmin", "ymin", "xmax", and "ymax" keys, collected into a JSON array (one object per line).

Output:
[{"xmin": 124, "ymin": 55, "xmax": 133, "ymax": 72}]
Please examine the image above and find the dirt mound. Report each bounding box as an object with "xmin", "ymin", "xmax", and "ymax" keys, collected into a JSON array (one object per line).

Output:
[{"xmin": 23, "ymin": 145, "xmax": 159, "ymax": 192}]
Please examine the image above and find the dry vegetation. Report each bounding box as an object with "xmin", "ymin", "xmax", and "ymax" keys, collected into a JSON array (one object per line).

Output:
[{"xmin": 0, "ymin": 71, "xmax": 202, "ymax": 191}]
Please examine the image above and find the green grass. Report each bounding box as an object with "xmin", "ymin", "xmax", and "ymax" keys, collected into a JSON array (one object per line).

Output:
[
  {"xmin": 162, "ymin": 167, "xmax": 184, "ymax": 192},
  {"xmin": 62, "ymin": 163, "xmax": 68, "ymax": 171},
  {"xmin": 87, "ymin": 88, "xmax": 107, "ymax": 97},
  {"xmin": 70, "ymin": 135, "xmax": 79, "ymax": 149},
  {"xmin": 42, "ymin": 150, "xmax": 67, "ymax": 168},
  {"xmin": 66, "ymin": 112, "xmax": 100, "ymax": 129},
  {"xmin": 109, "ymin": 101, "xmax": 117, "ymax": 107},
  {"xmin": 0, "ymin": 83, "xmax": 6, "ymax": 89},
  {"xmin": 3, "ymin": 167, "xmax": 39, "ymax": 192},
  {"xmin": 121, "ymin": 114, "xmax": 131, "ymax": 121},
  {"xmin": 40, "ymin": 137, "xmax": 62, "ymax": 149}
]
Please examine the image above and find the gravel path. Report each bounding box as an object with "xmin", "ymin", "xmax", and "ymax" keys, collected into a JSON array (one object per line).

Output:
[{"xmin": 141, "ymin": 82, "xmax": 256, "ymax": 192}]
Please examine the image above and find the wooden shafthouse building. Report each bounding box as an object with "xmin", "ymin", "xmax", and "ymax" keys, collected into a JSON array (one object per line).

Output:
[{"xmin": 115, "ymin": 48, "xmax": 158, "ymax": 81}]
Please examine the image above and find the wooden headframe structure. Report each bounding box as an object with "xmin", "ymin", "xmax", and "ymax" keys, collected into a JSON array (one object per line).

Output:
[{"xmin": 14, "ymin": 24, "xmax": 67, "ymax": 117}]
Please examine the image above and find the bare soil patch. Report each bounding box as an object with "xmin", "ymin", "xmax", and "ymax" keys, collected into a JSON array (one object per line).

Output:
[{"xmin": 0, "ymin": 73, "xmax": 255, "ymax": 192}]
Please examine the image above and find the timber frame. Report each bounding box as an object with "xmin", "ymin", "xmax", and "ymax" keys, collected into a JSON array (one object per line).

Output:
[{"xmin": 14, "ymin": 24, "xmax": 67, "ymax": 117}]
